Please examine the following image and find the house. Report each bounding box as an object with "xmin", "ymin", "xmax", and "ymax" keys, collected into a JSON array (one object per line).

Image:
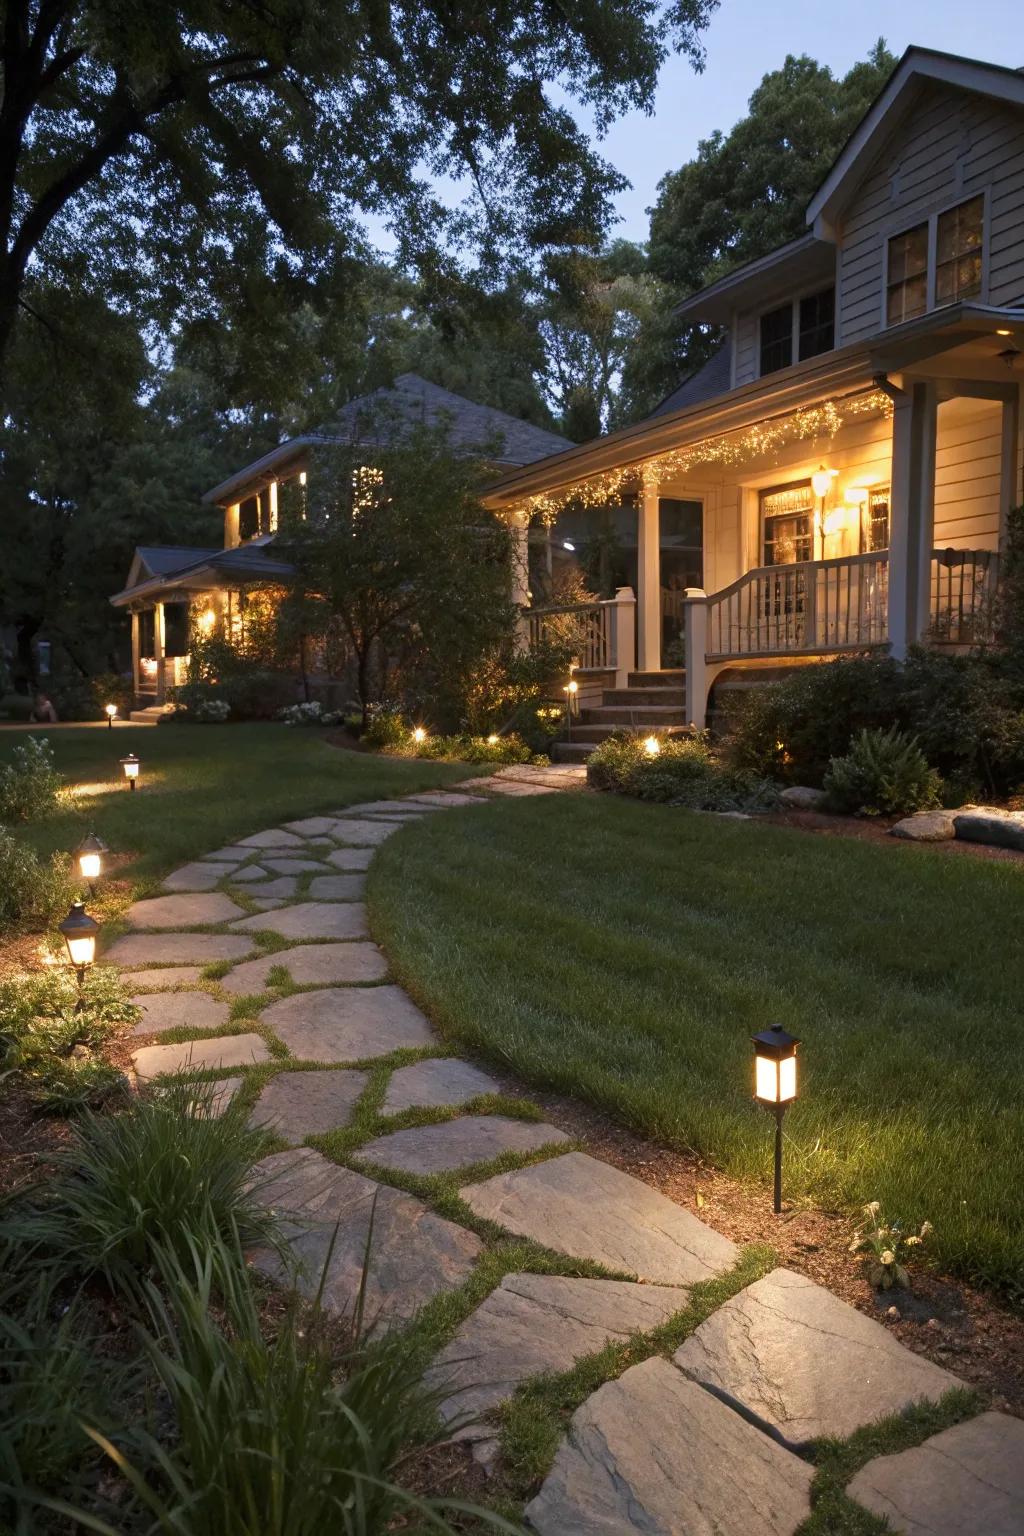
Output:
[
  {"xmin": 484, "ymin": 47, "xmax": 1024, "ymax": 748},
  {"xmin": 110, "ymin": 374, "xmax": 570, "ymax": 710}
]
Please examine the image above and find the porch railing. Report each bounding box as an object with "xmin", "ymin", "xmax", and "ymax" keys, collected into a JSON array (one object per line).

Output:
[
  {"xmin": 929, "ymin": 548, "xmax": 999, "ymax": 645},
  {"xmin": 706, "ymin": 552, "xmax": 889, "ymax": 661},
  {"xmin": 525, "ymin": 600, "xmax": 613, "ymax": 670}
]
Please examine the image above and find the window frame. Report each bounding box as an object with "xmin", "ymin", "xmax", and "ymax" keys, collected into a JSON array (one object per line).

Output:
[
  {"xmin": 760, "ymin": 479, "xmax": 815, "ymax": 566},
  {"xmin": 881, "ymin": 190, "xmax": 990, "ymax": 331},
  {"xmin": 756, "ymin": 284, "xmax": 836, "ymax": 379}
]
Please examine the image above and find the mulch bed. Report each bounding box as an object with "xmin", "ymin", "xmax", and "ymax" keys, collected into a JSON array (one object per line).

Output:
[{"xmin": 764, "ymin": 805, "xmax": 1024, "ymax": 862}]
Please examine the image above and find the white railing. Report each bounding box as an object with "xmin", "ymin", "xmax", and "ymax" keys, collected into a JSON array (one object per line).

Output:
[
  {"xmin": 706, "ymin": 553, "xmax": 890, "ymax": 661},
  {"xmin": 525, "ymin": 600, "xmax": 612, "ymax": 669},
  {"xmin": 929, "ymin": 548, "xmax": 999, "ymax": 645}
]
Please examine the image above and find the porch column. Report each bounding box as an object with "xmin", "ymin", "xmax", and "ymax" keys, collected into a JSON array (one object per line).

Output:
[
  {"xmin": 1000, "ymin": 389, "xmax": 1022, "ymax": 551},
  {"xmin": 225, "ymin": 503, "xmax": 240, "ymax": 549},
  {"xmin": 637, "ymin": 484, "xmax": 660, "ymax": 670},
  {"xmin": 130, "ymin": 610, "xmax": 141, "ymax": 704},
  {"xmin": 610, "ymin": 586, "xmax": 636, "ymax": 688},
  {"xmin": 887, "ymin": 382, "xmax": 937, "ymax": 660},
  {"xmin": 683, "ymin": 588, "xmax": 708, "ymax": 729},
  {"xmin": 509, "ymin": 510, "xmax": 531, "ymax": 650},
  {"xmin": 154, "ymin": 602, "xmax": 167, "ymax": 705}
]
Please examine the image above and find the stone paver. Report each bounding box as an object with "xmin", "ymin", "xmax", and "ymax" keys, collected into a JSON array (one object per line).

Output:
[
  {"xmin": 847, "ymin": 1412, "xmax": 1024, "ymax": 1536},
  {"xmin": 328, "ymin": 819, "xmax": 400, "ymax": 846},
  {"xmin": 124, "ymin": 892, "xmax": 246, "ymax": 929},
  {"xmin": 524, "ymin": 1357, "xmax": 813, "ymax": 1536},
  {"xmin": 425, "ymin": 1273, "xmax": 688, "ymax": 1434},
  {"xmin": 260, "ymin": 986, "xmax": 433, "ymax": 1061},
  {"xmin": 248, "ymin": 1148, "xmax": 481, "ymax": 1332},
  {"xmin": 104, "ymin": 933, "xmax": 254, "ymax": 967},
  {"xmin": 239, "ymin": 829, "xmax": 306, "ymax": 848},
  {"xmin": 325, "ymin": 846, "xmax": 375, "ymax": 871},
  {"xmin": 119, "ymin": 965, "xmax": 205, "ymax": 989},
  {"xmin": 226, "ymin": 863, "xmax": 269, "ymax": 882},
  {"xmin": 231, "ymin": 902, "xmax": 368, "ymax": 940},
  {"xmin": 405, "ymin": 791, "xmax": 484, "ymax": 807},
  {"xmin": 342, "ymin": 799, "xmax": 444, "ymax": 815},
  {"xmin": 250, "ymin": 1068, "xmax": 369, "ymax": 1141},
  {"xmin": 460, "ymin": 777, "xmax": 557, "ymax": 795},
  {"xmin": 221, "ymin": 942, "xmax": 388, "ymax": 994},
  {"xmin": 263, "ymin": 858, "xmax": 330, "ymax": 875},
  {"xmin": 360, "ymin": 1115, "xmax": 569, "ymax": 1174},
  {"xmin": 307, "ymin": 874, "xmax": 366, "ymax": 901},
  {"xmin": 674, "ymin": 1267, "xmax": 963, "ymax": 1448},
  {"xmin": 132, "ymin": 1031, "xmax": 270, "ymax": 1080},
  {"xmin": 383, "ymin": 1057, "xmax": 501, "ymax": 1114},
  {"xmin": 234, "ymin": 876, "xmax": 298, "ymax": 900},
  {"xmin": 250, "ymin": 897, "xmax": 287, "ymax": 911},
  {"xmin": 131, "ymin": 991, "xmax": 230, "ymax": 1036},
  {"xmin": 282, "ymin": 816, "xmax": 340, "ymax": 836},
  {"xmin": 461, "ymin": 1151, "xmax": 737, "ymax": 1284},
  {"xmin": 162, "ymin": 861, "xmax": 238, "ymax": 892},
  {"xmin": 201, "ymin": 846, "xmax": 251, "ymax": 862}
]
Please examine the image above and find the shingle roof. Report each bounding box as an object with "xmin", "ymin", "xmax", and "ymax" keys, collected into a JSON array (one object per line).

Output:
[
  {"xmin": 647, "ymin": 346, "xmax": 733, "ymax": 417},
  {"xmin": 136, "ymin": 545, "xmax": 220, "ymax": 575}
]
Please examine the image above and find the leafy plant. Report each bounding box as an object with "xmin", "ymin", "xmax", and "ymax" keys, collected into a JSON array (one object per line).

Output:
[
  {"xmin": 277, "ymin": 701, "xmax": 344, "ymax": 727},
  {"xmin": 823, "ymin": 727, "xmax": 941, "ymax": 817},
  {"xmin": 587, "ymin": 731, "xmax": 777, "ymax": 811},
  {"xmin": 0, "ymin": 965, "xmax": 134, "ymax": 1108},
  {"xmin": 849, "ymin": 1201, "xmax": 933, "ymax": 1290},
  {"xmin": 0, "ymin": 736, "xmax": 63, "ymax": 821},
  {"xmin": 0, "ymin": 828, "xmax": 76, "ymax": 935},
  {"xmin": 193, "ymin": 697, "xmax": 232, "ymax": 723}
]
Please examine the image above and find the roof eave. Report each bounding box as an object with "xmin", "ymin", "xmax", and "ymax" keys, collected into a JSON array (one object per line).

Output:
[{"xmin": 672, "ymin": 235, "xmax": 833, "ymax": 324}]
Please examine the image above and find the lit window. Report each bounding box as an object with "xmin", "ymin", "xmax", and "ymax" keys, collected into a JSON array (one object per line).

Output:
[
  {"xmin": 761, "ymin": 482, "xmax": 814, "ymax": 566},
  {"xmin": 798, "ymin": 288, "xmax": 834, "ymax": 360},
  {"xmin": 759, "ymin": 304, "xmax": 793, "ymax": 376},
  {"xmin": 863, "ymin": 489, "xmax": 890, "ymax": 553},
  {"xmin": 887, "ymin": 222, "xmax": 928, "ymax": 325},
  {"xmin": 936, "ymin": 195, "xmax": 983, "ymax": 307}
]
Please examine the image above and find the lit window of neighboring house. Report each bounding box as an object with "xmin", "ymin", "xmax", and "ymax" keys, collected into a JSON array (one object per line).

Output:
[
  {"xmin": 887, "ymin": 195, "xmax": 983, "ymax": 327},
  {"xmin": 759, "ymin": 288, "xmax": 835, "ymax": 377}
]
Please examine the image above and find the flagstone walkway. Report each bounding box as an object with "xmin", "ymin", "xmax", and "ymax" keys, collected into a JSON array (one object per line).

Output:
[{"xmin": 109, "ymin": 760, "xmax": 1023, "ymax": 1535}]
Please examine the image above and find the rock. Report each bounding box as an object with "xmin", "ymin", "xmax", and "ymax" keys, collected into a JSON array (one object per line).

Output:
[
  {"xmin": 339, "ymin": 800, "xmax": 444, "ymax": 815},
  {"xmin": 161, "ymin": 861, "xmax": 239, "ymax": 892},
  {"xmin": 891, "ymin": 811, "xmax": 957, "ymax": 842},
  {"xmin": 524, "ymin": 1358, "xmax": 813, "ymax": 1536},
  {"xmin": 324, "ymin": 846, "xmax": 375, "ymax": 872},
  {"xmin": 282, "ymin": 817, "xmax": 340, "ymax": 836},
  {"xmin": 239, "ymin": 829, "xmax": 306, "ymax": 848},
  {"xmin": 132, "ymin": 1031, "xmax": 270, "ymax": 1080},
  {"xmin": 248, "ymin": 1148, "xmax": 481, "ymax": 1332},
  {"xmin": 226, "ymin": 863, "xmax": 269, "ymax": 882},
  {"xmin": 778, "ymin": 785, "xmax": 829, "ymax": 811},
  {"xmin": 250, "ymin": 1068, "xmax": 369, "ymax": 1141},
  {"xmin": 673, "ymin": 1267, "xmax": 963, "ymax": 1448},
  {"xmin": 232, "ymin": 876, "xmax": 297, "ymax": 900},
  {"xmin": 130, "ymin": 991, "xmax": 230, "ymax": 1036},
  {"xmin": 260, "ymin": 986, "xmax": 434, "ymax": 1061},
  {"xmin": 306, "ymin": 875, "xmax": 366, "ymax": 901},
  {"xmin": 231, "ymin": 902, "xmax": 369, "ymax": 940},
  {"xmin": 103, "ymin": 934, "xmax": 254, "ymax": 967},
  {"xmin": 404, "ymin": 792, "xmax": 484, "ymax": 807},
  {"xmin": 464, "ymin": 778, "xmax": 557, "ymax": 795},
  {"xmin": 425, "ymin": 1274, "xmax": 688, "ymax": 1434},
  {"xmin": 383, "ymin": 1057, "xmax": 500, "ymax": 1114},
  {"xmin": 249, "ymin": 897, "xmax": 287, "ymax": 911},
  {"xmin": 263, "ymin": 858, "xmax": 330, "ymax": 875},
  {"xmin": 460, "ymin": 1151, "xmax": 737, "ymax": 1284},
  {"xmin": 220, "ymin": 942, "xmax": 387, "ymax": 994},
  {"xmin": 328, "ymin": 819, "xmax": 400, "ymax": 846},
  {"xmin": 123, "ymin": 892, "xmax": 245, "ymax": 929},
  {"xmin": 114, "ymin": 965, "xmax": 205, "ymax": 989},
  {"xmin": 360, "ymin": 1116, "xmax": 569, "ymax": 1175},
  {"xmin": 847, "ymin": 1412, "xmax": 1024, "ymax": 1536},
  {"xmin": 953, "ymin": 808, "xmax": 1024, "ymax": 851},
  {"xmin": 201, "ymin": 846, "xmax": 250, "ymax": 862}
]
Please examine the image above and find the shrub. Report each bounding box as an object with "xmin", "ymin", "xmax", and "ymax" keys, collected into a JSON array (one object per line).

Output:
[
  {"xmin": 823, "ymin": 727, "xmax": 942, "ymax": 817},
  {"xmin": 193, "ymin": 697, "xmax": 231, "ymax": 723},
  {"xmin": 277, "ymin": 700, "xmax": 344, "ymax": 727},
  {"xmin": 0, "ymin": 736, "xmax": 63, "ymax": 821},
  {"xmin": 587, "ymin": 732, "xmax": 778, "ymax": 812},
  {"xmin": 0, "ymin": 829, "xmax": 76, "ymax": 935},
  {"xmin": 361, "ymin": 708, "xmax": 411, "ymax": 751},
  {"xmin": 0, "ymin": 965, "xmax": 136, "ymax": 1109}
]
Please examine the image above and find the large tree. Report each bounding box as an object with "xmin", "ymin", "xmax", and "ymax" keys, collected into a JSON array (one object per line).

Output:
[{"xmin": 0, "ymin": 0, "xmax": 716, "ymax": 383}]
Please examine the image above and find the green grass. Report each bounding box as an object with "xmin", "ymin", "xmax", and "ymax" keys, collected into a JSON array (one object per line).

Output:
[
  {"xmin": 369, "ymin": 793, "xmax": 1024, "ymax": 1300},
  {"xmin": 0, "ymin": 723, "xmax": 477, "ymax": 885}
]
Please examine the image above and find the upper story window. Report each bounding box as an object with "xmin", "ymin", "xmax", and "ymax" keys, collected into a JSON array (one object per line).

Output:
[
  {"xmin": 759, "ymin": 287, "xmax": 835, "ymax": 377},
  {"xmin": 886, "ymin": 195, "xmax": 984, "ymax": 327}
]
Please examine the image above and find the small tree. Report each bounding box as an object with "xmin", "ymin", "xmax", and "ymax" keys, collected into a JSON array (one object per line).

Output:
[{"xmin": 293, "ymin": 421, "xmax": 517, "ymax": 727}]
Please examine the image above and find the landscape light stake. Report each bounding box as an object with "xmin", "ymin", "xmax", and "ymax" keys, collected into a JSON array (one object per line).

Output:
[
  {"xmin": 59, "ymin": 901, "xmax": 99, "ymax": 1013},
  {"xmin": 751, "ymin": 1023, "xmax": 801, "ymax": 1214},
  {"xmin": 563, "ymin": 677, "xmax": 578, "ymax": 741}
]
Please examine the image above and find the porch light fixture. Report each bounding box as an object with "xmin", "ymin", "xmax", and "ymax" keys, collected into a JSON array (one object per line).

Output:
[
  {"xmin": 752, "ymin": 1022, "xmax": 801, "ymax": 1215},
  {"xmin": 643, "ymin": 734, "xmax": 661, "ymax": 757},
  {"xmin": 105, "ymin": 703, "xmax": 117, "ymax": 729},
  {"xmin": 59, "ymin": 901, "xmax": 99, "ymax": 1009},
  {"xmin": 412, "ymin": 726, "xmax": 427, "ymax": 745},
  {"xmin": 996, "ymin": 328, "xmax": 1013, "ymax": 336},
  {"xmin": 811, "ymin": 465, "xmax": 838, "ymax": 499},
  {"xmin": 844, "ymin": 486, "xmax": 869, "ymax": 507},
  {"xmin": 75, "ymin": 832, "xmax": 108, "ymax": 892},
  {"xmin": 120, "ymin": 753, "xmax": 140, "ymax": 790}
]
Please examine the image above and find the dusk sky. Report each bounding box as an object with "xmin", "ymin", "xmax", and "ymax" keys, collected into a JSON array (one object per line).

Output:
[{"xmin": 601, "ymin": 0, "xmax": 1023, "ymax": 241}]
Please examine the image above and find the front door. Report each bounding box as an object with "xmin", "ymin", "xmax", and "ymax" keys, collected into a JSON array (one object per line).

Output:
[{"xmin": 659, "ymin": 498, "xmax": 703, "ymax": 666}]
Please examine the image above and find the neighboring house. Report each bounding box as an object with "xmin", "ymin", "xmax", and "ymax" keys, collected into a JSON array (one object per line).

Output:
[
  {"xmin": 485, "ymin": 47, "xmax": 1024, "ymax": 744},
  {"xmin": 110, "ymin": 374, "xmax": 570, "ymax": 708}
]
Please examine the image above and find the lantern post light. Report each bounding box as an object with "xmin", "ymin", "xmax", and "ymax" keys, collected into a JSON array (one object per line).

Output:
[
  {"xmin": 75, "ymin": 832, "xmax": 108, "ymax": 894},
  {"xmin": 643, "ymin": 734, "xmax": 661, "ymax": 757},
  {"xmin": 59, "ymin": 901, "xmax": 100, "ymax": 1010},
  {"xmin": 486, "ymin": 733, "xmax": 500, "ymax": 746},
  {"xmin": 751, "ymin": 1023, "xmax": 801, "ymax": 1214},
  {"xmin": 412, "ymin": 726, "xmax": 427, "ymax": 745},
  {"xmin": 120, "ymin": 753, "xmax": 140, "ymax": 790},
  {"xmin": 563, "ymin": 677, "xmax": 579, "ymax": 741},
  {"xmin": 105, "ymin": 703, "xmax": 117, "ymax": 729}
]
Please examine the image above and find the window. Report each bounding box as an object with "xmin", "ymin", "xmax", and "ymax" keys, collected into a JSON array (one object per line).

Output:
[
  {"xmin": 887, "ymin": 221, "xmax": 928, "ymax": 325},
  {"xmin": 798, "ymin": 288, "xmax": 834, "ymax": 360},
  {"xmin": 239, "ymin": 494, "xmax": 260, "ymax": 540},
  {"xmin": 761, "ymin": 482, "xmax": 814, "ymax": 565},
  {"xmin": 759, "ymin": 304, "xmax": 793, "ymax": 376},
  {"xmin": 863, "ymin": 489, "xmax": 890, "ymax": 553},
  {"xmin": 936, "ymin": 195, "xmax": 983, "ymax": 307}
]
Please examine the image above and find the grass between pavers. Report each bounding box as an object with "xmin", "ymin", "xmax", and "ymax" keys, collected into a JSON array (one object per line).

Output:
[{"xmin": 368, "ymin": 791, "xmax": 1024, "ymax": 1300}]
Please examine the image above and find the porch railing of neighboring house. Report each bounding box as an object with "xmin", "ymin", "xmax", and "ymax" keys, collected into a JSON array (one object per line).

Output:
[
  {"xmin": 705, "ymin": 552, "xmax": 890, "ymax": 661},
  {"xmin": 928, "ymin": 548, "xmax": 1000, "ymax": 646}
]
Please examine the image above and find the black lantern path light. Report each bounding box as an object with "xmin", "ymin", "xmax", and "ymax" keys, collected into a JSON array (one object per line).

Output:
[
  {"xmin": 120, "ymin": 753, "xmax": 140, "ymax": 790},
  {"xmin": 59, "ymin": 901, "xmax": 100, "ymax": 1012},
  {"xmin": 752, "ymin": 1023, "xmax": 801, "ymax": 1214},
  {"xmin": 75, "ymin": 832, "xmax": 108, "ymax": 895}
]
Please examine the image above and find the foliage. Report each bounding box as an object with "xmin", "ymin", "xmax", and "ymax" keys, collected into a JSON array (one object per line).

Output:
[
  {"xmin": 0, "ymin": 831, "xmax": 76, "ymax": 937},
  {"xmin": 362, "ymin": 710, "xmax": 413, "ymax": 752},
  {"xmin": 0, "ymin": 966, "xmax": 136, "ymax": 1111},
  {"xmin": 823, "ymin": 727, "xmax": 942, "ymax": 818},
  {"xmin": 193, "ymin": 697, "xmax": 232, "ymax": 724},
  {"xmin": 277, "ymin": 701, "xmax": 344, "ymax": 727},
  {"xmin": 362, "ymin": 712, "xmax": 536, "ymax": 764},
  {"xmin": 849, "ymin": 1201, "xmax": 933, "ymax": 1290},
  {"xmin": 587, "ymin": 731, "xmax": 778, "ymax": 811},
  {"xmin": 8, "ymin": 1081, "xmax": 277, "ymax": 1299},
  {"xmin": 0, "ymin": 737, "xmax": 63, "ymax": 822},
  {"xmin": 177, "ymin": 631, "xmax": 295, "ymax": 721}
]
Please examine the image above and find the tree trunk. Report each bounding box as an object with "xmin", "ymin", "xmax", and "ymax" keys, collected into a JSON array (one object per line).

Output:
[{"xmin": 14, "ymin": 615, "xmax": 41, "ymax": 692}]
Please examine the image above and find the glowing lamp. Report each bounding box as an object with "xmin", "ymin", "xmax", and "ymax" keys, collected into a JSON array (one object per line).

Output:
[
  {"xmin": 643, "ymin": 735, "xmax": 661, "ymax": 757},
  {"xmin": 844, "ymin": 486, "xmax": 869, "ymax": 507},
  {"xmin": 487, "ymin": 733, "xmax": 500, "ymax": 746},
  {"xmin": 197, "ymin": 607, "xmax": 216, "ymax": 635},
  {"xmin": 412, "ymin": 726, "xmax": 427, "ymax": 745},
  {"xmin": 59, "ymin": 900, "xmax": 100, "ymax": 1007},
  {"xmin": 76, "ymin": 831, "xmax": 107, "ymax": 887},
  {"xmin": 996, "ymin": 328, "xmax": 1013, "ymax": 337},
  {"xmin": 105, "ymin": 703, "xmax": 117, "ymax": 729},
  {"xmin": 811, "ymin": 465, "xmax": 838, "ymax": 499},
  {"xmin": 563, "ymin": 540, "xmax": 576, "ymax": 551},
  {"xmin": 752, "ymin": 1023, "xmax": 801, "ymax": 1214},
  {"xmin": 120, "ymin": 753, "xmax": 140, "ymax": 790}
]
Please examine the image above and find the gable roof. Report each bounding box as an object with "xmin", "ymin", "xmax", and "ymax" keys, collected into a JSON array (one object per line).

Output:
[
  {"xmin": 203, "ymin": 374, "xmax": 571, "ymax": 505},
  {"xmin": 807, "ymin": 47, "xmax": 1024, "ymax": 235},
  {"xmin": 647, "ymin": 344, "xmax": 733, "ymax": 416},
  {"xmin": 111, "ymin": 541, "xmax": 295, "ymax": 608}
]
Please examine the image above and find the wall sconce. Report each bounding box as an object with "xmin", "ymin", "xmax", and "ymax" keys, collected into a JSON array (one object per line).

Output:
[
  {"xmin": 59, "ymin": 900, "xmax": 99, "ymax": 1010},
  {"xmin": 811, "ymin": 465, "xmax": 838, "ymax": 499},
  {"xmin": 120, "ymin": 754, "xmax": 140, "ymax": 790},
  {"xmin": 752, "ymin": 1022, "xmax": 801, "ymax": 1214}
]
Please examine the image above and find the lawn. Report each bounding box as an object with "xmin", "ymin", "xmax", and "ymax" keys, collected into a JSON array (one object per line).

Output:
[
  {"xmin": 1, "ymin": 724, "xmax": 477, "ymax": 887},
  {"xmin": 369, "ymin": 793, "xmax": 1024, "ymax": 1300}
]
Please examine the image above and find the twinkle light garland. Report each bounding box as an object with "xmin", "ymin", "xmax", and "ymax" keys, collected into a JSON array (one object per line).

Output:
[{"xmin": 504, "ymin": 389, "xmax": 893, "ymax": 525}]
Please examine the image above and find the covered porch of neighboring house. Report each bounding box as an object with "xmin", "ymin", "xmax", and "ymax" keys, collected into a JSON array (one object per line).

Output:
[
  {"xmin": 494, "ymin": 308, "xmax": 1023, "ymax": 749},
  {"xmin": 110, "ymin": 544, "xmax": 296, "ymax": 714}
]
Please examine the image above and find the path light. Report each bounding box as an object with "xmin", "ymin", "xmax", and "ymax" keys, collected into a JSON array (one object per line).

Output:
[
  {"xmin": 412, "ymin": 726, "xmax": 427, "ymax": 745},
  {"xmin": 487, "ymin": 734, "xmax": 500, "ymax": 746},
  {"xmin": 752, "ymin": 1023, "xmax": 801, "ymax": 1215},
  {"xmin": 75, "ymin": 832, "xmax": 107, "ymax": 893},
  {"xmin": 105, "ymin": 703, "xmax": 117, "ymax": 729},
  {"xmin": 562, "ymin": 677, "xmax": 579, "ymax": 742},
  {"xmin": 120, "ymin": 753, "xmax": 140, "ymax": 790},
  {"xmin": 643, "ymin": 734, "xmax": 661, "ymax": 757},
  {"xmin": 59, "ymin": 901, "xmax": 99, "ymax": 1011}
]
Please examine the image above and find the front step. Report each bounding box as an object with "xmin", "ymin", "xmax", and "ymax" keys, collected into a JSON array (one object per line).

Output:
[
  {"xmin": 129, "ymin": 704, "xmax": 172, "ymax": 723},
  {"xmin": 581, "ymin": 705, "xmax": 689, "ymax": 727},
  {"xmin": 627, "ymin": 670, "xmax": 684, "ymax": 689},
  {"xmin": 603, "ymin": 687, "xmax": 686, "ymax": 707}
]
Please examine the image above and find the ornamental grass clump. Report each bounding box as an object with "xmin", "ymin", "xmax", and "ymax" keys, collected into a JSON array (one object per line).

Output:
[
  {"xmin": 823, "ymin": 726, "xmax": 942, "ymax": 817},
  {"xmin": 850, "ymin": 1201, "xmax": 933, "ymax": 1289}
]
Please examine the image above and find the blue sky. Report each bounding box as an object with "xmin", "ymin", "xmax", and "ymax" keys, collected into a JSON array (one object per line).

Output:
[{"xmin": 603, "ymin": 0, "xmax": 1023, "ymax": 241}]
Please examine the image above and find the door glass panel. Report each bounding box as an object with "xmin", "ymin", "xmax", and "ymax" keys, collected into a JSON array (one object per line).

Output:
[{"xmin": 659, "ymin": 498, "xmax": 703, "ymax": 666}]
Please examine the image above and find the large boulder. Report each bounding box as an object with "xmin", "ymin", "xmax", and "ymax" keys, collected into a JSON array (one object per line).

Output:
[
  {"xmin": 778, "ymin": 785, "xmax": 828, "ymax": 811},
  {"xmin": 890, "ymin": 810, "xmax": 957, "ymax": 842},
  {"xmin": 953, "ymin": 808, "xmax": 1024, "ymax": 851}
]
